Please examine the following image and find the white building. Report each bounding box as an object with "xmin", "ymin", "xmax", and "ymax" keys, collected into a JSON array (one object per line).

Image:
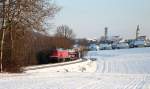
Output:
[{"xmin": 88, "ymin": 44, "xmax": 99, "ymax": 51}]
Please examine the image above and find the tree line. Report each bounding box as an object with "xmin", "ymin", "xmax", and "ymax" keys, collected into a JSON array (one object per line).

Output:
[{"xmin": 0, "ymin": 0, "xmax": 75, "ymax": 72}]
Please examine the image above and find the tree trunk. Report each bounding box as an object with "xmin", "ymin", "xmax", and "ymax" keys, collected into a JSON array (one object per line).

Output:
[
  {"xmin": 0, "ymin": 0, "xmax": 6, "ymax": 73},
  {"xmin": 0, "ymin": 28, "xmax": 5, "ymax": 72}
]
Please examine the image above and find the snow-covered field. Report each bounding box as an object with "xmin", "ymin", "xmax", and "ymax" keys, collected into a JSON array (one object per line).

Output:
[
  {"xmin": 1, "ymin": 48, "xmax": 150, "ymax": 89},
  {"xmin": 86, "ymin": 48, "xmax": 150, "ymax": 74}
]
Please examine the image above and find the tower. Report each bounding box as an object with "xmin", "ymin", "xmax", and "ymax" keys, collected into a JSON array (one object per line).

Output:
[
  {"xmin": 104, "ymin": 27, "xmax": 108, "ymax": 42},
  {"xmin": 136, "ymin": 25, "xmax": 140, "ymax": 40}
]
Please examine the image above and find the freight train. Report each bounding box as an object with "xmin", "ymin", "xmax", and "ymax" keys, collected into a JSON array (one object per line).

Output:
[{"xmin": 49, "ymin": 49, "xmax": 80, "ymax": 63}]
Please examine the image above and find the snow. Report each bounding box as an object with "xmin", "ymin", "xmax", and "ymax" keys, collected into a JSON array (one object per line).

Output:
[
  {"xmin": 26, "ymin": 60, "xmax": 97, "ymax": 73},
  {"xmin": 86, "ymin": 48, "xmax": 150, "ymax": 74},
  {"xmin": 1, "ymin": 47, "xmax": 150, "ymax": 89}
]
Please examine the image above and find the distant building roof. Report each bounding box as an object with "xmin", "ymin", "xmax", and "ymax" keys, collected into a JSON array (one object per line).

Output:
[
  {"xmin": 137, "ymin": 36, "xmax": 147, "ymax": 40},
  {"xmin": 100, "ymin": 36, "xmax": 122, "ymax": 43}
]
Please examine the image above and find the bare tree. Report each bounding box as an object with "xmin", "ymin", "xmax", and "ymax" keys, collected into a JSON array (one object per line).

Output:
[
  {"xmin": 55, "ymin": 25, "xmax": 75, "ymax": 39},
  {"xmin": 0, "ymin": 0, "xmax": 60, "ymax": 72}
]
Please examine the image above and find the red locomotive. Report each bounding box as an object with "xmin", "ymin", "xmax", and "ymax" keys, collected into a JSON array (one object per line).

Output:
[{"xmin": 49, "ymin": 49, "xmax": 80, "ymax": 63}]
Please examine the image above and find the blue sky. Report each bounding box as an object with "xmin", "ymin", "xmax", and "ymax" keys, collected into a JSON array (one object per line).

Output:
[{"xmin": 53, "ymin": 0, "xmax": 150, "ymax": 39}]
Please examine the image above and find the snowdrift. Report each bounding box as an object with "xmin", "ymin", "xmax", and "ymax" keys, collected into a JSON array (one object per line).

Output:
[{"xmin": 26, "ymin": 59, "xmax": 97, "ymax": 73}]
